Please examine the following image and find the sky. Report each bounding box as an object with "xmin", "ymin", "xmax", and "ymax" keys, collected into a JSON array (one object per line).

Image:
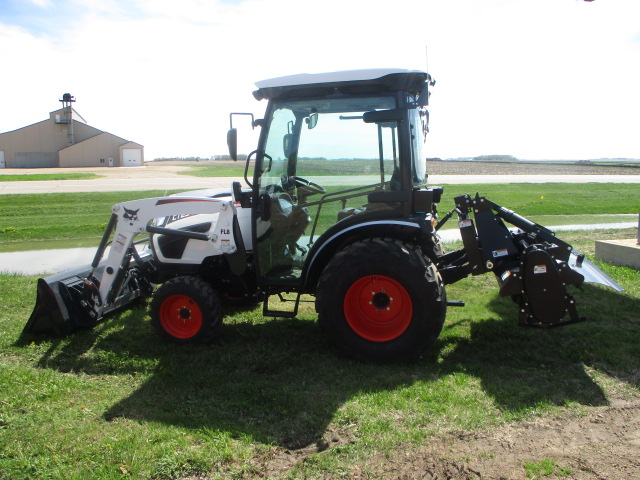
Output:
[{"xmin": 0, "ymin": 0, "xmax": 639, "ymax": 161}]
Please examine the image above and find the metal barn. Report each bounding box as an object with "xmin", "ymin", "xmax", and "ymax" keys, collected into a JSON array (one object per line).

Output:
[{"xmin": 0, "ymin": 94, "xmax": 143, "ymax": 168}]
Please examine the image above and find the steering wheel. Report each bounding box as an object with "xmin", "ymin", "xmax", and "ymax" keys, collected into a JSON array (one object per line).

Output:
[{"xmin": 290, "ymin": 176, "xmax": 326, "ymax": 196}]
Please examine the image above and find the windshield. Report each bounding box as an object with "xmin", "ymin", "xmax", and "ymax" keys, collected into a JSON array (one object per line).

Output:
[
  {"xmin": 259, "ymin": 95, "xmax": 398, "ymax": 191},
  {"xmin": 254, "ymin": 95, "xmax": 403, "ymax": 284}
]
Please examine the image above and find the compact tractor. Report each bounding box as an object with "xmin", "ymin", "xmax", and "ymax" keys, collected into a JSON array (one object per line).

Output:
[{"xmin": 26, "ymin": 69, "xmax": 622, "ymax": 361}]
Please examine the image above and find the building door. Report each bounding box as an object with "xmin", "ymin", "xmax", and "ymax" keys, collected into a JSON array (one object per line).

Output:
[
  {"xmin": 122, "ymin": 149, "xmax": 142, "ymax": 166},
  {"xmin": 108, "ymin": 158, "xmax": 113, "ymax": 167},
  {"xmin": 0, "ymin": 151, "xmax": 4, "ymax": 168}
]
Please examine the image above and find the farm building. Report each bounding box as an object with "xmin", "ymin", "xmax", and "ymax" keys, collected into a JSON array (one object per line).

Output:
[{"xmin": 0, "ymin": 94, "xmax": 143, "ymax": 168}]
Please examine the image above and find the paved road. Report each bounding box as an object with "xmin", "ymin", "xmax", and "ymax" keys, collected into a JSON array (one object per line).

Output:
[
  {"xmin": 0, "ymin": 176, "xmax": 238, "ymax": 195},
  {"xmin": 2, "ymin": 174, "xmax": 640, "ymax": 195}
]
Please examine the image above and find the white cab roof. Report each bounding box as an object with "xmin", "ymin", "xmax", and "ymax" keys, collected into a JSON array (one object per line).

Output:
[{"xmin": 255, "ymin": 68, "xmax": 426, "ymax": 89}]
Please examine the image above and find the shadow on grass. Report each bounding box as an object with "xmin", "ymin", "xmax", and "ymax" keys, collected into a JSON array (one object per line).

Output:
[
  {"xmin": 476, "ymin": 283, "xmax": 640, "ymax": 399},
  {"xmin": 23, "ymin": 285, "xmax": 639, "ymax": 450}
]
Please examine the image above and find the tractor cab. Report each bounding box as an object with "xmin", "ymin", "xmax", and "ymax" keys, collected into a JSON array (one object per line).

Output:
[{"xmin": 230, "ymin": 69, "xmax": 439, "ymax": 288}]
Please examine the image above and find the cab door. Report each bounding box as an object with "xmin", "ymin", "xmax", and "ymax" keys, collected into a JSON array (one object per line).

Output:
[
  {"xmin": 254, "ymin": 95, "xmax": 400, "ymax": 286},
  {"xmin": 254, "ymin": 106, "xmax": 306, "ymax": 284}
]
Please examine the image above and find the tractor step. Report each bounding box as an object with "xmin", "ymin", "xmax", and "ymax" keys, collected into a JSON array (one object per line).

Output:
[
  {"xmin": 447, "ymin": 300, "xmax": 465, "ymax": 307},
  {"xmin": 262, "ymin": 292, "xmax": 312, "ymax": 318}
]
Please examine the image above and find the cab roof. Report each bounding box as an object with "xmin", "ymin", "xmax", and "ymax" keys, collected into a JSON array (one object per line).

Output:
[{"xmin": 253, "ymin": 68, "xmax": 432, "ymax": 101}]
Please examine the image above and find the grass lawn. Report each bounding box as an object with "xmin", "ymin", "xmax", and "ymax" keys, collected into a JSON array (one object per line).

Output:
[
  {"xmin": 0, "ymin": 229, "xmax": 638, "ymax": 479},
  {"xmin": 0, "ymin": 190, "xmax": 181, "ymax": 250},
  {"xmin": 0, "ymin": 185, "xmax": 639, "ymax": 478},
  {"xmin": 0, "ymin": 173, "xmax": 101, "ymax": 182},
  {"xmin": 436, "ymin": 183, "xmax": 640, "ymax": 216}
]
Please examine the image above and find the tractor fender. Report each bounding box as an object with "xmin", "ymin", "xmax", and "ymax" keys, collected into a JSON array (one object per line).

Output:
[{"xmin": 302, "ymin": 217, "xmax": 433, "ymax": 292}]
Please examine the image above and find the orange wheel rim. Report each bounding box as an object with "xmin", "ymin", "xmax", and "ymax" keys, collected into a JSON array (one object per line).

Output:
[
  {"xmin": 160, "ymin": 294, "xmax": 203, "ymax": 339},
  {"xmin": 343, "ymin": 275, "xmax": 412, "ymax": 342}
]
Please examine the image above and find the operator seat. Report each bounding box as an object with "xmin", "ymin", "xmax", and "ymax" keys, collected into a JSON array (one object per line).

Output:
[
  {"xmin": 336, "ymin": 166, "xmax": 402, "ymax": 221},
  {"xmin": 258, "ymin": 192, "xmax": 311, "ymax": 277}
]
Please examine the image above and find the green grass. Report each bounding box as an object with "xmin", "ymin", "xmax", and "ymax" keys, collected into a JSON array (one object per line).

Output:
[
  {"xmin": 0, "ymin": 190, "xmax": 181, "ymax": 249},
  {"xmin": 437, "ymin": 183, "xmax": 640, "ymax": 216},
  {"xmin": 0, "ymin": 173, "xmax": 101, "ymax": 181},
  {"xmin": 1, "ymin": 230, "xmax": 639, "ymax": 479},
  {"xmin": 178, "ymin": 165, "xmax": 246, "ymax": 177},
  {"xmin": 524, "ymin": 459, "xmax": 572, "ymax": 478},
  {"xmin": 1, "ymin": 184, "xmax": 637, "ymax": 250}
]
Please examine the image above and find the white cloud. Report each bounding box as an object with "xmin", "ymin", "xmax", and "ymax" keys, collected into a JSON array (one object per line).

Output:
[
  {"xmin": 1, "ymin": 0, "xmax": 639, "ymax": 160},
  {"xmin": 26, "ymin": 0, "xmax": 53, "ymax": 8}
]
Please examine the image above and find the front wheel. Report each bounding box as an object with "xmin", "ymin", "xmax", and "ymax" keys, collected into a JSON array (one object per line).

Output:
[
  {"xmin": 316, "ymin": 238, "xmax": 446, "ymax": 361},
  {"xmin": 150, "ymin": 276, "xmax": 222, "ymax": 344}
]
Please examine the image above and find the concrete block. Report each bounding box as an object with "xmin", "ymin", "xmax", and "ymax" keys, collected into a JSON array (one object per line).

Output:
[{"xmin": 595, "ymin": 239, "xmax": 640, "ymax": 270}]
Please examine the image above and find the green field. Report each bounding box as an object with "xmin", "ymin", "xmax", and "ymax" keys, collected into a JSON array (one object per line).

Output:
[
  {"xmin": 437, "ymin": 183, "xmax": 640, "ymax": 216},
  {"xmin": 0, "ymin": 185, "xmax": 638, "ymax": 479},
  {"xmin": 178, "ymin": 165, "xmax": 246, "ymax": 177},
  {"xmin": 0, "ymin": 190, "xmax": 181, "ymax": 249},
  {"xmin": 0, "ymin": 184, "xmax": 637, "ymax": 250},
  {"xmin": 0, "ymin": 173, "xmax": 101, "ymax": 182}
]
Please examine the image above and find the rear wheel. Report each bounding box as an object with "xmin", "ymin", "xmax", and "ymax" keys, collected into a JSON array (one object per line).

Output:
[
  {"xmin": 316, "ymin": 238, "xmax": 446, "ymax": 361},
  {"xmin": 150, "ymin": 276, "xmax": 222, "ymax": 344}
]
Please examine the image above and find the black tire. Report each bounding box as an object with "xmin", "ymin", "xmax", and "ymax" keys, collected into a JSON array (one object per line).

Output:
[
  {"xmin": 150, "ymin": 276, "xmax": 222, "ymax": 344},
  {"xmin": 316, "ymin": 238, "xmax": 447, "ymax": 361}
]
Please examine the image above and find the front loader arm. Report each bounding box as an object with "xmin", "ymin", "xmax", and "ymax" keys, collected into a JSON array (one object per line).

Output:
[
  {"xmin": 25, "ymin": 196, "xmax": 240, "ymax": 336},
  {"xmin": 94, "ymin": 196, "xmax": 240, "ymax": 315}
]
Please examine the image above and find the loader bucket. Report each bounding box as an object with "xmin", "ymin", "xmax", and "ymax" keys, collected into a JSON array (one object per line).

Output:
[
  {"xmin": 24, "ymin": 265, "xmax": 99, "ymax": 336},
  {"xmin": 24, "ymin": 249, "xmax": 155, "ymax": 337}
]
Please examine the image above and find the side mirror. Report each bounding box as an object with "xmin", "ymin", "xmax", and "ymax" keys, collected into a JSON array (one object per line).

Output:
[
  {"xmin": 227, "ymin": 128, "xmax": 238, "ymax": 161},
  {"xmin": 306, "ymin": 108, "xmax": 318, "ymax": 129},
  {"xmin": 283, "ymin": 133, "xmax": 294, "ymax": 158}
]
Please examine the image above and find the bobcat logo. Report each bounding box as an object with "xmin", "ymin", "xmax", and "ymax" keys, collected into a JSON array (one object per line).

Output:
[{"xmin": 123, "ymin": 207, "xmax": 139, "ymax": 223}]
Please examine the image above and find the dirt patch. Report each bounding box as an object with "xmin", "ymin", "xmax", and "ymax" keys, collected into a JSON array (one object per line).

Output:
[
  {"xmin": 161, "ymin": 160, "xmax": 639, "ymax": 176},
  {"xmin": 426, "ymin": 161, "xmax": 639, "ymax": 176},
  {"xmin": 358, "ymin": 400, "xmax": 640, "ymax": 479},
  {"xmin": 2, "ymin": 160, "xmax": 637, "ymax": 179},
  {"xmin": 149, "ymin": 159, "xmax": 640, "ymax": 176},
  {"xmin": 246, "ymin": 394, "xmax": 640, "ymax": 479}
]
